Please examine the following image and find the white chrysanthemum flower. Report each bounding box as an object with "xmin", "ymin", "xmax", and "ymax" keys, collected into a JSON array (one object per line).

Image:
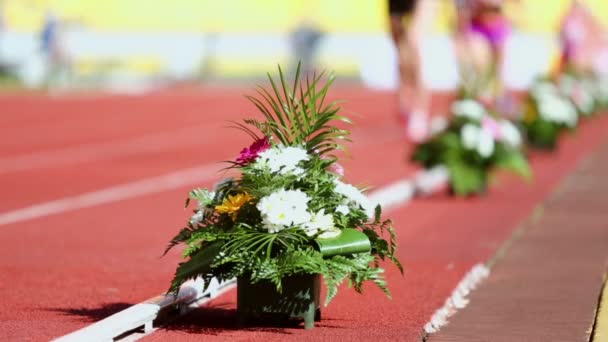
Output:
[
  {"xmin": 333, "ymin": 180, "xmax": 375, "ymax": 220},
  {"xmin": 451, "ymin": 99, "xmax": 486, "ymax": 120},
  {"xmin": 190, "ymin": 210, "xmax": 204, "ymax": 226},
  {"xmin": 461, "ymin": 123, "xmax": 494, "ymax": 157},
  {"xmin": 460, "ymin": 123, "xmax": 480, "ymax": 150},
  {"xmin": 499, "ymin": 120, "xmax": 521, "ymax": 148},
  {"xmin": 302, "ymin": 209, "xmax": 335, "ymax": 237},
  {"xmin": 257, "ymin": 189, "xmax": 311, "ymax": 233},
  {"xmin": 477, "ymin": 129, "xmax": 495, "ymax": 158},
  {"xmin": 253, "ymin": 145, "xmax": 310, "ymax": 176},
  {"xmin": 335, "ymin": 204, "xmax": 350, "ymax": 215},
  {"xmin": 538, "ymin": 95, "xmax": 578, "ymax": 127},
  {"xmin": 531, "ymin": 81, "xmax": 559, "ymax": 99}
]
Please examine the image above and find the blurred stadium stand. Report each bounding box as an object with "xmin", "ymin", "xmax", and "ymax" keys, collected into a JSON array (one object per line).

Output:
[{"xmin": 0, "ymin": 0, "xmax": 606, "ymax": 89}]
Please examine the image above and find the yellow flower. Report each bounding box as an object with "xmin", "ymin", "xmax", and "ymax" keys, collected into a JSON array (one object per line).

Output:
[
  {"xmin": 215, "ymin": 192, "xmax": 253, "ymax": 220},
  {"xmin": 523, "ymin": 102, "xmax": 538, "ymax": 124}
]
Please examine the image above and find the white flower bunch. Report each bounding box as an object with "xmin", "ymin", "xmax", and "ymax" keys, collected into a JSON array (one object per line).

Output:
[
  {"xmin": 253, "ymin": 145, "xmax": 309, "ymax": 176},
  {"xmin": 559, "ymin": 75, "xmax": 595, "ymax": 114},
  {"xmin": 257, "ymin": 189, "xmax": 312, "ymax": 233},
  {"xmin": 460, "ymin": 123, "xmax": 495, "ymax": 158},
  {"xmin": 498, "ymin": 120, "xmax": 522, "ymax": 148},
  {"xmin": 333, "ymin": 180, "xmax": 376, "ymax": 220},
  {"xmin": 451, "ymin": 98, "xmax": 522, "ymax": 157},
  {"xmin": 537, "ymin": 94, "xmax": 578, "ymax": 127},
  {"xmin": 531, "ymin": 81, "xmax": 559, "ymax": 99},
  {"xmin": 451, "ymin": 99, "xmax": 486, "ymax": 121},
  {"xmin": 304, "ymin": 209, "xmax": 340, "ymax": 238},
  {"xmin": 256, "ymin": 189, "xmax": 339, "ymax": 238}
]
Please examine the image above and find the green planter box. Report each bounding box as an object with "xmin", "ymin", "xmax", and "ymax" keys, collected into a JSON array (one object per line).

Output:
[{"xmin": 237, "ymin": 273, "xmax": 321, "ymax": 329}]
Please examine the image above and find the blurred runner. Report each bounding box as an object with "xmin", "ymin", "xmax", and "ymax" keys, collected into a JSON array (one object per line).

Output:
[
  {"xmin": 389, "ymin": 0, "xmax": 435, "ymax": 142},
  {"xmin": 454, "ymin": 0, "xmax": 515, "ymax": 112},
  {"xmin": 559, "ymin": 0, "xmax": 608, "ymax": 77},
  {"xmin": 453, "ymin": 0, "xmax": 492, "ymax": 100}
]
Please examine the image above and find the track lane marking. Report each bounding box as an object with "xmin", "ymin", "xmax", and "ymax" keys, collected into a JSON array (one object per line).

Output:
[{"xmin": 0, "ymin": 164, "xmax": 227, "ymax": 226}]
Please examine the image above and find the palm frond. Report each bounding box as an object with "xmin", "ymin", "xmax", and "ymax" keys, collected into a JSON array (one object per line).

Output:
[{"xmin": 242, "ymin": 62, "xmax": 351, "ymax": 155}]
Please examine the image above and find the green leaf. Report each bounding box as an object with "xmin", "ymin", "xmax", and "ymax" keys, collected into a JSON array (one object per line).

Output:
[
  {"xmin": 495, "ymin": 150, "xmax": 532, "ymax": 181},
  {"xmin": 314, "ymin": 229, "xmax": 371, "ymax": 257},
  {"xmin": 447, "ymin": 159, "xmax": 488, "ymax": 196}
]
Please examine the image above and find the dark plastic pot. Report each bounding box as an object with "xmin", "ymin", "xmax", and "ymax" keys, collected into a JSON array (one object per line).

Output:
[{"xmin": 236, "ymin": 273, "xmax": 321, "ymax": 329}]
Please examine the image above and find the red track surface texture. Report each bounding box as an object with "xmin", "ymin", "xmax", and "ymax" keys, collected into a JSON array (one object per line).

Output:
[{"xmin": 0, "ymin": 88, "xmax": 606, "ymax": 341}]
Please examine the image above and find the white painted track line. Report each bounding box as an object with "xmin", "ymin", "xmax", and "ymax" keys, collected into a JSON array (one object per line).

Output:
[
  {"xmin": 0, "ymin": 163, "xmax": 226, "ymax": 226},
  {"xmin": 423, "ymin": 264, "xmax": 490, "ymax": 334},
  {"xmin": 53, "ymin": 278, "xmax": 235, "ymax": 342}
]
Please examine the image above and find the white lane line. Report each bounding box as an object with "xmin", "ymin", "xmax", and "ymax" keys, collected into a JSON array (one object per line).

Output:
[
  {"xmin": 0, "ymin": 164, "xmax": 227, "ymax": 226},
  {"xmin": 423, "ymin": 263, "xmax": 490, "ymax": 335},
  {"xmin": 369, "ymin": 179, "xmax": 416, "ymax": 211},
  {"xmin": 53, "ymin": 278, "xmax": 235, "ymax": 342},
  {"xmin": 0, "ymin": 123, "xmax": 224, "ymax": 174}
]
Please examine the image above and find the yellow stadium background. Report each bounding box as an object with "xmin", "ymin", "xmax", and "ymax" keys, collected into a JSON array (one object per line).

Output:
[
  {"xmin": 2, "ymin": 0, "xmax": 607, "ymax": 81},
  {"xmin": 4, "ymin": 0, "xmax": 608, "ymax": 33}
]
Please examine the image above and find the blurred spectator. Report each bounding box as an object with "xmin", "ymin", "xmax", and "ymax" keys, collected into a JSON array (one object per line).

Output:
[
  {"xmin": 389, "ymin": 0, "xmax": 436, "ymax": 142},
  {"xmin": 40, "ymin": 10, "xmax": 72, "ymax": 89},
  {"xmin": 290, "ymin": 19, "xmax": 323, "ymax": 77},
  {"xmin": 0, "ymin": 2, "xmax": 7, "ymax": 78}
]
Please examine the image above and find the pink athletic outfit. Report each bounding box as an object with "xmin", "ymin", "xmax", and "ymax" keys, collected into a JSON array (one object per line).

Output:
[{"xmin": 457, "ymin": 0, "xmax": 511, "ymax": 49}]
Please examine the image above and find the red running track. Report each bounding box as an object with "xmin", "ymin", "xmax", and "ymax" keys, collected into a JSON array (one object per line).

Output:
[
  {"xmin": 0, "ymin": 86, "xmax": 419, "ymax": 341},
  {"xmin": 145, "ymin": 113, "xmax": 608, "ymax": 342},
  {"xmin": 0, "ymin": 87, "xmax": 606, "ymax": 341}
]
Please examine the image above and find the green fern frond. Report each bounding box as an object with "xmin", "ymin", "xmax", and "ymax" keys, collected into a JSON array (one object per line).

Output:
[
  {"xmin": 167, "ymin": 241, "xmax": 223, "ymax": 295},
  {"xmin": 163, "ymin": 226, "xmax": 197, "ymax": 256}
]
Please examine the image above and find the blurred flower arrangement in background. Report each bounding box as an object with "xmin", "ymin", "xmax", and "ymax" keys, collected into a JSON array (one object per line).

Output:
[
  {"xmin": 522, "ymin": 79, "xmax": 579, "ymax": 149},
  {"xmin": 412, "ymin": 99, "xmax": 531, "ymax": 196}
]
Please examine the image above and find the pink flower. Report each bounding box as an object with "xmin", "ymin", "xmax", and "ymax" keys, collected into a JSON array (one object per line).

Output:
[
  {"xmin": 481, "ymin": 116, "xmax": 502, "ymax": 140},
  {"xmin": 328, "ymin": 162, "xmax": 345, "ymax": 177},
  {"xmin": 236, "ymin": 137, "xmax": 270, "ymax": 165}
]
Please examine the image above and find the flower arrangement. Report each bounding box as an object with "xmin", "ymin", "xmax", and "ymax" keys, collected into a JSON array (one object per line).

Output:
[
  {"xmin": 522, "ymin": 80, "xmax": 578, "ymax": 149},
  {"xmin": 412, "ymin": 99, "xmax": 531, "ymax": 196},
  {"xmin": 594, "ymin": 76, "xmax": 608, "ymax": 110},
  {"xmin": 164, "ymin": 66, "xmax": 401, "ymax": 327},
  {"xmin": 557, "ymin": 73, "xmax": 597, "ymax": 116}
]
